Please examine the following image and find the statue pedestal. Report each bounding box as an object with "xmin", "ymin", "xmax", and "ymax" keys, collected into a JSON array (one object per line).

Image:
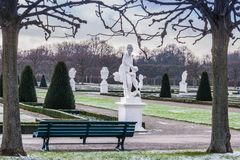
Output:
[
  {"xmin": 179, "ymin": 81, "xmax": 187, "ymax": 93},
  {"xmin": 116, "ymin": 97, "xmax": 146, "ymax": 131},
  {"xmin": 70, "ymin": 79, "xmax": 76, "ymax": 91},
  {"xmin": 100, "ymin": 80, "xmax": 108, "ymax": 94}
]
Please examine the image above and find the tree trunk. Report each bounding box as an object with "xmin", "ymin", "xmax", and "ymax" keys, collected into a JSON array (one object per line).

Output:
[
  {"xmin": 207, "ymin": 28, "xmax": 232, "ymax": 153},
  {"xmin": 1, "ymin": 25, "xmax": 26, "ymax": 156}
]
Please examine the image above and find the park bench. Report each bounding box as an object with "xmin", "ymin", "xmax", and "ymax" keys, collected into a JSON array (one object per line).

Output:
[{"xmin": 33, "ymin": 120, "xmax": 137, "ymax": 151}]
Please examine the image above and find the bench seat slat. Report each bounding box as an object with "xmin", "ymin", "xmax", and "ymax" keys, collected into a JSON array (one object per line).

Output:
[
  {"xmin": 35, "ymin": 132, "xmax": 134, "ymax": 137},
  {"xmin": 36, "ymin": 130, "xmax": 134, "ymax": 133},
  {"xmin": 36, "ymin": 127, "xmax": 135, "ymax": 130},
  {"xmin": 35, "ymin": 134, "xmax": 134, "ymax": 138},
  {"xmin": 39, "ymin": 121, "xmax": 136, "ymax": 124}
]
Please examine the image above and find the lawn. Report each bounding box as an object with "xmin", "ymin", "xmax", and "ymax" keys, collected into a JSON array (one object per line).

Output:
[
  {"xmin": 3, "ymin": 151, "xmax": 240, "ymax": 160},
  {"xmin": 36, "ymin": 88, "xmax": 240, "ymax": 130}
]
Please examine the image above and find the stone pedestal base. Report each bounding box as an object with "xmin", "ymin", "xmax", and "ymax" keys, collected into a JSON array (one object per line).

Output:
[
  {"xmin": 178, "ymin": 92, "xmax": 196, "ymax": 98},
  {"xmin": 179, "ymin": 82, "xmax": 188, "ymax": 93},
  {"xmin": 70, "ymin": 80, "xmax": 76, "ymax": 92},
  {"xmin": 117, "ymin": 97, "xmax": 146, "ymax": 131},
  {"xmin": 100, "ymin": 80, "xmax": 108, "ymax": 94}
]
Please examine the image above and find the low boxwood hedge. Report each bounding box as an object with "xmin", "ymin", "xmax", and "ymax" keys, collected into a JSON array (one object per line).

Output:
[
  {"xmin": 78, "ymin": 110, "xmax": 117, "ymax": 121},
  {"xmin": 19, "ymin": 103, "xmax": 81, "ymax": 120}
]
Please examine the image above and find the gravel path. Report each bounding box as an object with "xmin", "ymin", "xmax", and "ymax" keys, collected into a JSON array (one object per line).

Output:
[
  {"xmin": 72, "ymin": 103, "xmax": 240, "ymax": 151},
  {"xmin": 28, "ymin": 95, "xmax": 240, "ymax": 151}
]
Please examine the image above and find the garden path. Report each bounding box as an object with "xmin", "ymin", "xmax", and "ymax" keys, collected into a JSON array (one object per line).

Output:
[
  {"xmin": 73, "ymin": 103, "xmax": 240, "ymax": 151},
  {"xmin": 32, "ymin": 94, "xmax": 240, "ymax": 151}
]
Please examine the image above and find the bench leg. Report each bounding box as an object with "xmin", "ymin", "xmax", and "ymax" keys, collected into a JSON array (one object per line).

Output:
[
  {"xmin": 45, "ymin": 138, "xmax": 50, "ymax": 151},
  {"xmin": 42, "ymin": 138, "xmax": 46, "ymax": 150},
  {"xmin": 120, "ymin": 138, "xmax": 125, "ymax": 151},
  {"xmin": 83, "ymin": 137, "xmax": 87, "ymax": 144},
  {"xmin": 42, "ymin": 138, "xmax": 50, "ymax": 151},
  {"xmin": 115, "ymin": 138, "xmax": 125, "ymax": 151},
  {"xmin": 115, "ymin": 138, "xmax": 121, "ymax": 150}
]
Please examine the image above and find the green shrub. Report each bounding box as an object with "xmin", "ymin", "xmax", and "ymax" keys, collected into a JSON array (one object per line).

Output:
[
  {"xmin": 34, "ymin": 75, "xmax": 38, "ymax": 87},
  {"xmin": 40, "ymin": 75, "xmax": 47, "ymax": 88},
  {"xmin": 196, "ymin": 71, "xmax": 212, "ymax": 101},
  {"xmin": 19, "ymin": 66, "xmax": 37, "ymax": 102},
  {"xmin": 160, "ymin": 74, "xmax": 171, "ymax": 98},
  {"xmin": 44, "ymin": 61, "xmax": 75, "ymax": 109},
  {"xmin": 0, "ymin": 74, "xmax": 2, "ymax": 97}
]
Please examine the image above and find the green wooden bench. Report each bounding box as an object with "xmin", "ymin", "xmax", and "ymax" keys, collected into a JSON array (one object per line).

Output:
[{"xmin": 33, "ymin": 120, "xmax": 137, "ymax": 151}]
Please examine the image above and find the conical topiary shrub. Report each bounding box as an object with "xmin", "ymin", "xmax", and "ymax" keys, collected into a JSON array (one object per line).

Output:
[
  {"xmin": 40, "ymin": 75, "xmax": 48, "ymax": 88},
  {"xmin": 44, "ymin": 61, "xmax": 75, "ymax": 109},
  {"xmin": 34, "ymin": 75, "xmax": 38, "ymax": 87},
  {"xmin": 196, "ymin": 71, "xmax": 212, "ymax": 101},
  {"xmin": 19, "ymin": 66, "xmax": 37, "ymax": 102},
  {"xmin": 160, "ymin": 73, "xmax": 171, "ymax": 98},
  {"xmin": 0, "ymin": 74, "xmax": 3, "ymax": 97}
]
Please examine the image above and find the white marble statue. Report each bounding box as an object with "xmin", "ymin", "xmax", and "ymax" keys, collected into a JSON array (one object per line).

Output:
[
  {"xmin": 100, "ymin": 67, "xmax": 109, "ymax": 94},
  {"xmin": 138, "ymin": 74, "xmax": 144, "ymax": 91},
  {"xmin": 113, "ymin": 44, "xmax": 143, "ymax": 98},
  {"xmin": 114, "ymin": 44, "xmax": 146, "ymax": 132},
  {"xmin": 179, "ymin": 70, "xmax": 188, "ymax": 93},
  {"xmin": 69, "ymin": 68, "xmax": 77, "ymax": 91}
]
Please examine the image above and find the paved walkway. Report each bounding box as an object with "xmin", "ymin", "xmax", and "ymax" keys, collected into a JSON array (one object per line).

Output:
[
  {"xmin": 27, "ymin": 95, "xmax": 240, "ymax": 151},
  {"xmin": 56, "ymin": 103, "xmax": 240, "ymax": 151}
]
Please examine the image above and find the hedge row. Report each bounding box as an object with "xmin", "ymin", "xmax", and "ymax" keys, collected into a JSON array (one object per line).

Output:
[
  {"xmin": 0, "ymin": 97, "xmax": 116, "ymax": 121},
  {"xmin": 19, "ymin": 103, "xmax": 80, "ymax": 120},
  {"xmin": 78, "ymin": 110, "xmax": 117, "ymax": 121},
  {"xmin": 101, "ymin": 92, "xmax": 240, "ymax": 109},
  {"xmin": 20, "ymin": 102, "xmax": 118, "ymax": 121}
]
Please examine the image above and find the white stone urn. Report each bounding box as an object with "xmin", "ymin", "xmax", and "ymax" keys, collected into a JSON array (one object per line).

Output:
[{"xmin": 100, "ymin": 67, "xmax": 109, "ymax": 94}]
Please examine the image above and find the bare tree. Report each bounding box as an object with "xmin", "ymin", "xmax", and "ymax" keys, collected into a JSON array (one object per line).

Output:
[
  {"xmin": 185, "ymin": 50, "xmax": 200, "ymax": 86},
  {"xmin": 97, "ymin": 0, "xmax": 240, "ymax": 153},
  {"xmin": 69, "ymin": 42, "xmax": 93, "ymax": 84},
  {"xmin": 87, "ymin": 37, "xmax": 121, "ymax": 72},
  {"xmin": 0, "ymin": 0, "xmax": 130, "ymax": 156},
  {"xmin": 24, "ymin": 46, "xmax": 52, "ymax": 74}
]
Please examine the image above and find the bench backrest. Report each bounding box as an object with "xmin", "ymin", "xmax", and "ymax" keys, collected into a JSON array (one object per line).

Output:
[{"xmin": 34, "ymin": 120, "xmax": 136, "ymax": 138}]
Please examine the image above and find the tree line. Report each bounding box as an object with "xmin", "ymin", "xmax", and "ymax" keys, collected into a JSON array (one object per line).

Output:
[{"xmin": 0, "ymin": 40, "xmax": 239, "ymax": 87}]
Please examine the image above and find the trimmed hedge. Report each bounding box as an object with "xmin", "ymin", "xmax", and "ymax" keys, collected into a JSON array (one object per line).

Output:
[
  {"xmin": 160, "ymin": 74, "xmax": 171, "ymax": 98},
  {"xmin": 20, "ymin": 103, "xmax": 80, "ymax": 119},
  {"xmin": 196, "ymin": 72, "xmax": 212, "ymax": 101},
  {"xmin": 20, "ymin": 102, "xmax": 117, "ymax": 121},
  {"xmin": 101, "ymin": 93, "xmax": 213, "ymax": 105},
  {"xmin": 19, "ymin": 65, "xmax": 37, "ymax": 102},
  {"xmin": 40, "ymin": 75, "xmax": 47, "ymax": 88},
  {"xmin": 44, "ymin": 61, "xmax": 75, "ymax": 109},
  {"xmin": 78, "ymin": 110, "xmax": 117, "ymax": 121}
]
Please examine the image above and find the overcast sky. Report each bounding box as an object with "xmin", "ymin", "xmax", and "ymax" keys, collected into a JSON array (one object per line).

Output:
[{"xmin": 1, "ymin": 1, "xmax": 239, "ymax": 59}]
